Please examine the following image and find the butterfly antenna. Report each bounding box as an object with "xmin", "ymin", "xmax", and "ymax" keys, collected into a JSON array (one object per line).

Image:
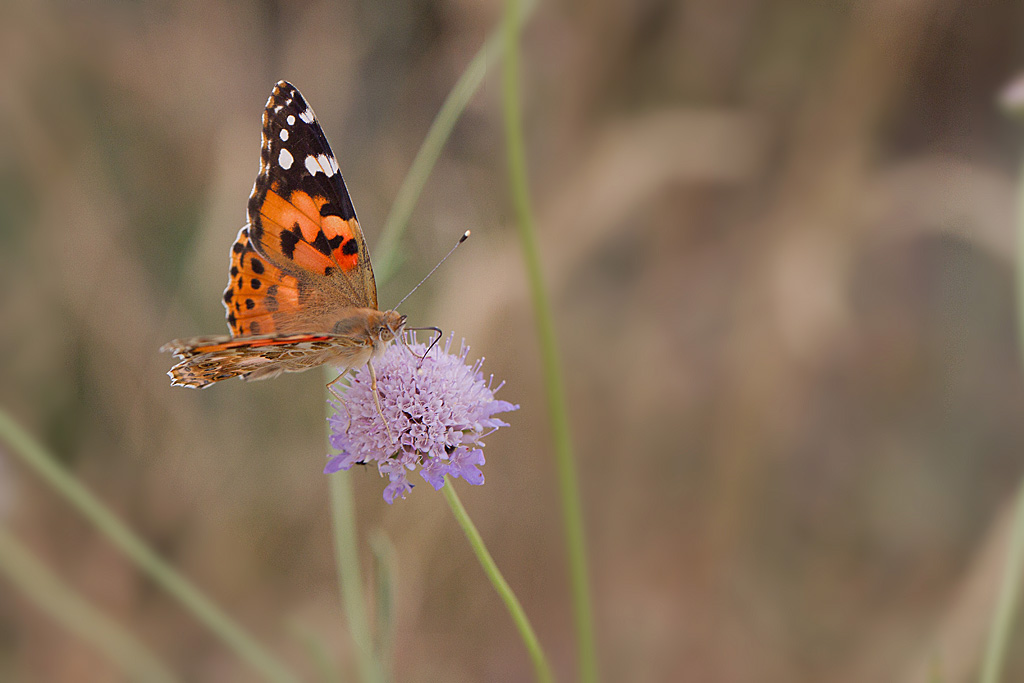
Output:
[{"xmin": 390, "ymin": 231, "xmax": 470, "ymax": 313}]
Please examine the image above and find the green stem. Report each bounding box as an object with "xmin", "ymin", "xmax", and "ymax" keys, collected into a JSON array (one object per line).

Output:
[
  {"xmin": 0, "ymin": 526, "xmax": 179, "ymax": 683},
  {"xmin": 372, "ymin": 0, "xmax": 538, "ymax": 283},
  {"xmin": 978, "ymin": 160, "xmax": 1024, "ymax": 683},
  {"xmin": 501, "ymin": 2, "xmax": 598, "ymax": 682},
  {"xmin": 0, "ymin": 409, "xmax": 300, "ymax": 683},
  {"xmin": 979, "ymin": 482, "xmax": 1024, "ymax": 683},
  {"xmin": 369, "ymin": 531, "xmax": 397, "ymax": 683},
  {"xmin": 327, "ymin": 461, "xmax": 383, "ymax": 683},
  {"xmin": 441, "ymin": 479, "xmax": 555, "ymax": 683}
]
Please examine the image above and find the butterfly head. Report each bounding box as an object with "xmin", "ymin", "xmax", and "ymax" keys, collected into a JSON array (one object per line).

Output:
[
  {"xmin": 377, "ymin": 310, "xmax": 407, "ymax": 344},
  {"xmin": 329, "ymin": 308, "xmax": 406, "ymax": 352}
]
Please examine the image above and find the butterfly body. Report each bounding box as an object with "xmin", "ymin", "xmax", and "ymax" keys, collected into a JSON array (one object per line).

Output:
[{"xmin": 163, "ymin": 81, "xmax": 406, "ymax": 388}]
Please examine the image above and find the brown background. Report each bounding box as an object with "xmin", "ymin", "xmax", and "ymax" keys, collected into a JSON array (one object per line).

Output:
[{"xmin": 2, "ymin": 0, "xmax": 1024, "ymax": 681}]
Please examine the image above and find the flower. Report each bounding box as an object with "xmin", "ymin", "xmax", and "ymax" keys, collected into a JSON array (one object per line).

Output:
[{"xmin": 326, "ymin": 334, "xmax": 518, "ymax": 503}]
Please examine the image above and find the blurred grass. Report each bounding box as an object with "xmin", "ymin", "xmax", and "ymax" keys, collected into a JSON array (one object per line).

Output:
[
  {"xmin": 373, "ymin": 0, "xmax": 536, "ymax": 284},
  {"xmin": 0, "ymin": 527, "xmax": 178, "ymax": 683},
  {"xmin": 979, "ymin": 481, "xmax": 1024, "ymax": 683},
  {"xmin": 0, "ymin": 410, "xmax": 300, "ymax": 683},
  {"xmin": 3, "ymin": 0, "xmax": 1024, "ymax": 681},
  {"xmin": 326, "ymin": 468, "xmax": 380, "ymax": 683},
  {"xmin": 978, "ymin": 154, "xmax": 1024, "ymax": 683},
  {"xmin": 501, "ymin": 0, "xmax": 596, "ymax": 678}
]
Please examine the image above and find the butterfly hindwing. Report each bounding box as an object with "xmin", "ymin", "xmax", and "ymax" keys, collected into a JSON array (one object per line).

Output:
[
  {"xmin": 222, "ymin": 224, "xmax": 303, "ymax": 336},
  {"xmin": 162, "ymin": 333, "xmax": 370, "ymax": 388},
  {"xmin": 246, "ymin": 81, "xmax": 378, "ymax": 315}
]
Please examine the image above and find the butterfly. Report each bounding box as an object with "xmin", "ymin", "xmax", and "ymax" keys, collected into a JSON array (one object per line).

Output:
[{"xmin": 162, "ymin": 81, "xmax": 406, "ymax": 389}]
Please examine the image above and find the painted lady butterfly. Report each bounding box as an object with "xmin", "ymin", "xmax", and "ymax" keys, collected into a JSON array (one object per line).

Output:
[{"xmin": 162, "ymin": 81, "xmax": 406, "ymax": 388}]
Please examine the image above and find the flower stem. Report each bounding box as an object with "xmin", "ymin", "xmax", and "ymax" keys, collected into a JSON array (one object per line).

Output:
[
  {"xmin": 0, "ymin": 408, "xmax": 300, "ymax": 683},
  {"xmin": 441, "ymin": 478, "xmax": 555, "ymax": 683},
  {"xmin": 978, "ymin": 158, "xmax": 1024, "ymax": 683},
  {"xmin": 500, "ymin": 1, "xmax": 599, "ymax": 682},
  {"xmin": 0, "ymin": 526, "xmax": 180, "ymax": 683}
]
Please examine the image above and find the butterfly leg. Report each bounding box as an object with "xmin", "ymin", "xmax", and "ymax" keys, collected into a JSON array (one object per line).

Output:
[
  {"xmin": 367, "ymin": 361, "xmax": 395, "ymax": 445},
  {"xmin": 326, "ymin": 371, "xmax": 348, "ymax": 402},
  {"xmin": 326, "ymin": 372, "xmax": 353, "ymax": 434}
]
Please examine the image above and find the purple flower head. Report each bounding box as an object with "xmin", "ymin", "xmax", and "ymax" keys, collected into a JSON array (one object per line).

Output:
[{"xmin": 326, "ymin": 334, "xmax": 518, "ymax": 503}]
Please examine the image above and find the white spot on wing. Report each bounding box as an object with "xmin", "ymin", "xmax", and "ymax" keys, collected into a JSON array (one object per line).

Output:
[
  {"xmin": 329, "ymin": 155, "xmax": 339, "ymax": 174},
  {"xmin": 286, "ymin": 115, "xmax": 295, "ymax": 125},
  {"xmin": 303, "ymin": 154, "xmax": 336, "ymax": 177},
  {"xmin": 299, "ymin": 108, "xmax": 314, "ymax": 123},
  {"xmin": 305, "ymin": 155, "xmax": 321, "ymax": 176},
  {"xmin": 319, "ymin": 154, "xmax": 335, "ymax": 176},
  {"xmin": 279, "ymin": 128, "xmax": 289, "ymax": 141},
  {"xmin": 278, "ymin": 148, "xmax": 293, "ymax": 170}
]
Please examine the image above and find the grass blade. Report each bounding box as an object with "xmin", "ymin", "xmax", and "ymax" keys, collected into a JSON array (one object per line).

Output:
[{"xmin": 0, "ymin": 409, "xmax": 300, "ymax": 683}]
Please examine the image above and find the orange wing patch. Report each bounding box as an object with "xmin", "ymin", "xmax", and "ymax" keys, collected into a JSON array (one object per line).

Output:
[
  {"xmin": 256, "ymin": 188, "xmax": 361, "ymax": 275},
  {"xmin": 223, "ymin": 225, "xmax": 301, "ymax": 337}
]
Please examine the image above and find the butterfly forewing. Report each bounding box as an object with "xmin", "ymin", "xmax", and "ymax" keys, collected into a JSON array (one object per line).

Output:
[{"xmin": 246, "ymin": 81, "xmax": 378, "ymax": 313}]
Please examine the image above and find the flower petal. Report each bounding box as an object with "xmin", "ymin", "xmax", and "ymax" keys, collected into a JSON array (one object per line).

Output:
[
  {"xmin": 324, "ymin": 453, "xmax": 357, "ymax": 474},
  {"xmin": 420, "ymin": 459, "xmax": 448, "ymax": 490},
  {"xmin": 383, "ymin": 478, "xmax": 413, "ymax": 503},
  {"xmin": 449, "ymin": 448, "xmax": 485, "ymax": 485}
]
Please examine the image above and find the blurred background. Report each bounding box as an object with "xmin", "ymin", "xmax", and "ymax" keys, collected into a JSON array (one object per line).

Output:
[{"xmin": 2, "ymin": 0, "xmax": 1024, "ymax": 681}]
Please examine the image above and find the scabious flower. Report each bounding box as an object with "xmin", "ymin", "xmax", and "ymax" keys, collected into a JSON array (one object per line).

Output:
[{"xmin": 326, "ymin": 334, "xmax": 518, "ymax": 503}]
